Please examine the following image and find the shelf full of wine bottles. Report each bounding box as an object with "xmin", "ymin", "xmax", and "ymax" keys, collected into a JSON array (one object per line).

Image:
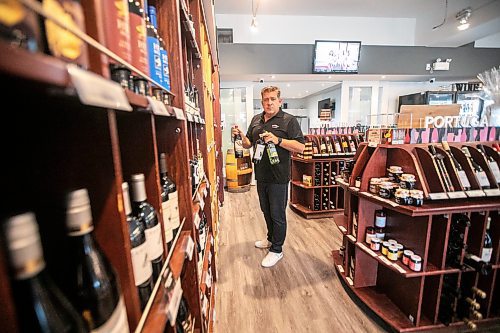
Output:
[
  {"xmin": 297, "ymin": 134, "xmax": 363, "ymax": 160},
  {"xmin": 331, "ymin": 141, "xmax": 500, "ymax": 332}
]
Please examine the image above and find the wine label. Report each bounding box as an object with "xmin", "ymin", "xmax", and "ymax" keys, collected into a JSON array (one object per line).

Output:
[
  {"xmin": 253, "ymin": 143, "xmax": 265, "ymax": 161},
  {"xmin": 131, "ymin": 242, "xmax": 153, "ymax": 286},
  {"xmin": 488, "ymin": 161, "xmax": 500, "ymax": 183},
  {"xmin": 169, "ymin": 191, "xmax": 180, "ymax": 229},
  {"xmin": 145, "ymin": 223, "xmax": 163, "ymax": 260},
  {"xmin": 457, "ymin": 170, "xmax": 471, "ymax": 189},
  {"xmin": 481, "ymin": 248, "xmax": 492, "ymax": 263},
  {"xmin": 91, "ymin": 297, "xmax": 129, "ymax": 333},
  {"xmin": 476, "ymin": 171, "xmax": 490, "ymax": 188},
  {"xmin": 162, "ymin": 202, "xmax": 173, "ymax": 243},
  {"xmin": 234, "ymin": 139, "xmax": 243, "ymax": 152},
  {"xmin": 166, "ymin": 279, "xmax": 183, "ymax": 326}
]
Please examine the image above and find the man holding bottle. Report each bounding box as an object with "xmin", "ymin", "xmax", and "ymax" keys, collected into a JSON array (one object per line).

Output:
[{"xmin": 232, "ymin": 86, "xmax": 305, "ymax": 267}]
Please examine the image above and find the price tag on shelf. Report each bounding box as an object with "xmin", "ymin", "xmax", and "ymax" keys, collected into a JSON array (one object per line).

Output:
[
  {"xmin": 346, "ymin": 277, "xmax": 354, "ymax": 286},
  {"xmin": 194, "ymin": 213, "xmax": 201, "ymax": 229},
  {"xmin": 447, "ymin": 191, "xmax": 467, "ymax": 199},
  {"xmin": 146, "ymin": 97, "xmax": 169, "ymax": 116},
  {"xmin": 172, "ymin": 107, "xmax": 186, "ymax": 120},
  {"xmin": 349, "ymin": 187, "xmax": 359, "ymax": 192},
  {"xmin": 165, "ymin": 279, "xmax": 183, "ymax": 326},
  {"xmin": 393, "ymin": 263, "xmax": 407, "ymax": 274},
  {"xmin": 186, "ymin": 113, "xmax": 194, "ymax": 122},
  {"xmin": 185, "ymin": 235, "xmax": 195, "ymax": 261},
  {"xmin": 203, "ymin": 187, "xmax": 208, "ymax": 198},
  {"xmin": 428, "ymin": 192, "xmax": 449, "ymax": 200},
  {"xmin": 338, "ymin": 226, "xmax": 347, "ymax": 233},
  {"xmin": 484, "ymin": 188, "xmax": 500, "ymax": 196},
  {"xmin": 489, "ymin": 161, "xmax": 500, "ymax": 183},
  {"xmin": 379, "ymin": 256, "xmax": 392, "ymax": 266},
  {"xmin": 360, "ymin": 191, "xmax": 373, "ymax": 197},
  {"xmin": 466, "ymin": 190, "xmax": 486, "ymax": 198},
  {"xmin": 347, "ymin": 235, "xmax": 356, "ymax": 242},
  {"xmin": 67, "ymin": 64, "xmax": 132, "ymax": 111},
  {"xmin": 337, "ymin": 265, "xmax": 344, "ymax": 273}
]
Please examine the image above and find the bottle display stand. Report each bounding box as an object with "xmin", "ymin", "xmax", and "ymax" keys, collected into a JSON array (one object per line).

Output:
[
  {"xmin": 225, "ymin": 149, "xmax": 252, "ymax": 193},
  {"xmin": 332, "ymin": 141, "xmax": 500, "ymax": 332}
]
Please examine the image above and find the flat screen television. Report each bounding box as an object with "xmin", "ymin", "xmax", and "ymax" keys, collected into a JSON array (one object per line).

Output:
[{"xmin": 313, "ymin": 40, "xmax": 361, "ymax": 74}]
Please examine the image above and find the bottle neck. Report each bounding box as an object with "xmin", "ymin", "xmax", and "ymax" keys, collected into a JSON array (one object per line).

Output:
[{"xmin": 131, "ymin": 179, "xmax": 147, "ymax": 202}]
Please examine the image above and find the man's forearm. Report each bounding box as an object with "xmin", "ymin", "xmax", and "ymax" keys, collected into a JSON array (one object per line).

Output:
[
  {"xmin": 280, "ymin": 139, "xmax": 305, "ymax": 154},
  {"xmin": 242, "ymin": 136, "xmax": 252, "ymax": 149}
]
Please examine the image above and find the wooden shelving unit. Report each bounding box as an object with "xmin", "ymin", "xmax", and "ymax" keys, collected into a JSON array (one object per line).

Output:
[
  {"xmin": 333, "ymin": 141, "xmax": 500, "ymax": 332},
  {"xmin": 0, "ymin": 0, "xmax": 223, "ymax": 332}
]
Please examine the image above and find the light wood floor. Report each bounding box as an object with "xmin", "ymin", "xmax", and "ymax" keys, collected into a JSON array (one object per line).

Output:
[{"xmin": 214, "ymin": 186, "xmax": 386, "ymax": 333}]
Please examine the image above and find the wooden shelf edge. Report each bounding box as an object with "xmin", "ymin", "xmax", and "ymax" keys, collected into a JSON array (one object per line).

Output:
[
  {"xmin": 333, "ymin": 214, "xmax": 348, "ymax": 235},
  {"xmin": 199, "ymin": 232, "xmax": 213, "ymax": 295},
  {"xmin": 236, "ymin": 168, "xmax": 253, "ymax": 175},
  {"xmin": 292, "ymin": 156, "xmax": 354, "ymax": 163},
  {"xmin": 291, "ymin": 180, "xmax": 340, "ymax": 189},
  {"xmin": 290, "ymin": 203, "xmax": 342, "ymax": 219},
  {"xmin": 355, "ymin": 242, "xmax": 460, "ymax": 278}
]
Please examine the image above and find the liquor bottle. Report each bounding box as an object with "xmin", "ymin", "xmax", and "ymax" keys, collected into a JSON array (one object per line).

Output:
[
  {"xmin": 481, "ymin": 217, "xmax": 493, "ymax": 263},
  {"xmin": 252, "ymin": 138, "xmax": 266, "ymax": 164},
  {"xmin": 159, "ymin": 153, "xmax": 174, "ymax": 248},
  {"xmin": 462, "ymin": 147, "xmax": 490, "ymax": 189},
  {"xmin": 314, "ymin": 164, "xmax": 321, "ymax": 186},
  {"xmin": 159, "ymin": 38, "xmax": 171, "ymax": 91},
  {"xmin": 446, "ymin": 214, "xmax": 470, "ymax": 268},
  {"xmin": 477, "ymin": 144, "xmax": 500, "ymax": 184},
  {"xmin": 65, "ymin": 189, "xmax": 129, "ymax": 332},
  {"xmin": 348, "ymin": 135, "xmax": 357, "ymax": 152},
  {"xmin": 122, "ymin": 182, "xmax": 153, "ymax": 310},
  {"xmin": 311, "ymin": 139, "xmax": 320, "ymax": 158},
  {"xmin": 160, "ymin": 154, "xmax": 180, "ymax": 238},
  {"xmin": 131, "ymin": 173, "xmax": 164, "ymax": 282},
  {"xmin": 128, "ymin": 0, "xmax": 149, "ymax": 74},
  {"xmin": 325, "ymin": 136, "xmax": 334, "ymax": 156},
  {"xmin": 40, "ymin": 0, "xmax": 89, "ymax": 67},
  {"xmin": 429, "ymin": 145, "xmax": 454, "ymax": 192},
  {"xmin": 3, "ymin": 213, "xmax": 88, "ymax": 333},
  {"xmin": 233, "ymin": 126, "xmax": 244, "ymax": 158},
  {"xmin": 442, "ymin": 142, "xmax": 471, "ymax": 191},
  {"xmin": 463, "ymin": 252, "xmax": 492, "ymax": 276},
  {"xmin": 0, "ymin": 1, "xmax": 41, "ymax": 52},
  {"xmin": 341, "ymin": 136, "xmax": 349, "ymax": 153},
  {"xmin": 146, "ymin": 8, "xmax": 163, "ymax": 86},
  {"xmin": 266, "ymin": 137, "xmax": 280, "ymax": 165},
  {"xmin": 102, "ymin": 0, "xmax": 131, "ymax": 63},
  {"xmin": 314, "ymin": 190, "xmax": 320, "ymax": 211},
  {"xmin": 320, "ymin": 137, "xmax": 328, "ymax": 156}
]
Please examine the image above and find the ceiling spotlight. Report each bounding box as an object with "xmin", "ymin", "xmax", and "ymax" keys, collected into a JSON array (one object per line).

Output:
[{"xmin": 456, "ymin": 8, "xmax": 471, "ymax": 31}]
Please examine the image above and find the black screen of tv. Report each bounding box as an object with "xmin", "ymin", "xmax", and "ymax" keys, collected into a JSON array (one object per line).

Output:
[{"xmin": 313, "ymin": 40, "xmax": 361, "ymax": 73}]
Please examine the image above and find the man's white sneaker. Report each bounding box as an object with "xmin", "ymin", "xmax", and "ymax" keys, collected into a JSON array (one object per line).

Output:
[
  {"xmin": 261, "ymin": 251, "xmax": 283, "ymax": 268},
  {"xmin": 254, "ymin": 240, "xmax": 272, "ymax": 249}
]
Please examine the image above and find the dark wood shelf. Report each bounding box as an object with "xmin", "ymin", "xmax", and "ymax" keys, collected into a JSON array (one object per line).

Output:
[
  {"xmin": 289, "ymin": 202, "xmax": 342, "ymax": 219},
  {"xmin": 356, "ymin": 190, "xmax": 500, "ymax": 217},
  {"xmin": 199, "ymin": 232, "xmax": 213, "ymax": 295},
  {"xmin": 332, "ymin": 250, "xmax": 434, "ymax": 332},
  {"xmin": 292, "ymin": 156, "xmax": 354, "ymax": 163},
  {"xmin": 356, "ymin": 242, "xmax": 460, "ymax": 278},
  {"xmin": 291, "ymin": 180, "xmax": 339, "ymax": 189},
  {"xmin": 333, "ymin": 214, "xmax": 348, "ymax": 235}
]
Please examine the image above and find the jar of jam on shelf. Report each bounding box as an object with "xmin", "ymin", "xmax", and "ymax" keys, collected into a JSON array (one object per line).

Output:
[
  {"xmin": 365, "ymin": 227, "xmax": 376, "ymax": 244},
  {"xmin": 110, "ymin": 64, "xmax": 132, "ymax": 90},
  {"xmin": 381, "ymin": 241, "xmax": 390, "ymax": 256},
  {"xmin": 400, "ymin": 173, "xmax": 416, "ymax": 190},
  {"xmin": 375, "ymin": 210, "xmax": 386, "ymax": 228},
  {"xmin": 409, "ymin": 255, "xmax": 422, "ymax": 272},
  {"xmin": 395, "ymin": 188, "xmax": 410, "ymax": 205},
  {"xmin": 370, "ymin": 238, "xmax": 381, "ymax": 251},
  {"xmin": 387, "ymin": 166, "xmax": 403, "ymax": 183},
  {"xmin": 378, "ymin": 182, "xmax": 393, "ymax": 199},
  {"xmin": 410, "ymin": 190, "xmax": 424, "ymax": 207},
  {"xmin": 396, "ymin": 244, "xmax": 404, "ymax": 258},
  {"xmin": 369, "ymin": 178, "xmax": 381, "ymax": 194},
  {"xmin": 375, "ymin": 227, "xmax": 385, "ymax": 240},
  {"xmin": 387, "ymin": 245, "xmax": 399, "ymax": 261},
  {"xmin": 355, "ymin": 176, "xmax": 361, "ymax": 188},
  {"xmin": 402, "ymin": 250, "xmax": 414, "ymax": 266}
]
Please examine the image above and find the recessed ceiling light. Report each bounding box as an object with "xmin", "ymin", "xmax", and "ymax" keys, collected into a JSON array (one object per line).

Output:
[
  {"xmin": 286, "ymin": 83, "xmax": 291, "ymax": 87},
  {"xmin": 270, "ymin": 75, "xmax": 276, "ymax": 79},
  {"xmin": 381, "ymin": 75, "xmax": 386, "ymax": 79},
  {"xmin": 305, "ymin": 90, "xmax": 309, "ymax": 93},
  {"xmin": 328, "ymin": 75, "xmax": 332, "ymax": 79},
  {"xmin": 321, "ymin": 83, "xmax": 325, "ymax": 87}
]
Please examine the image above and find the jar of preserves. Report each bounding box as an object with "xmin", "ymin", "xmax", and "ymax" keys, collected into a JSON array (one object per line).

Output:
[
  {"xmin": 409, "ymin": 255, "xmax": 422, "ymax": 272},
  {"xmin": 375, "ymin": 210, "xmax": 386, "ymax": 228},
  {"xmin": 410, "ymin": 190, "xmax": 424, "ymax": 207},
  {"xmin": 370, "ymin": 238, "xmax": 381, "ymax": 251},
  {"xmin": 402, "ymin": 250, "xmax": 414, "ymax": 266},
  {"xmin": 387, "ymin": 245, "xmax": 399, "ymax": 261},
  {"xmin": 387, "ymin": 166, "xmax": 403, "ymax": 182},
  {"xmin": 400, "ymin": 173, "xmax": 416, "ymax": 190},
  {"xmin": 365, "ymin": 227, "xmax": 376, "ymax": 244},
  {"xmin": 369, "ymin": 178, "xmax": 381, "ymax": 194},
  {"xmin": 379, "ymin": 182, "xmax": 393, "ymax": 199},
  {"xmin": 395, "ymin": 188, "xmax": 410, "ymax": 205}
]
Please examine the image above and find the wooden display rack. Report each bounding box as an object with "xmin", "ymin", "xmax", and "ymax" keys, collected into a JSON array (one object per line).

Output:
[
  {"xmin": 0, "ymin": 0, "xmax": 223, "ymax": 332},
  {"xmin": 225, "ymin": 149, "xmax": 252, "ymax": 193},
  {"xmin": 333, "ymin": 141, "xmax": 500, "ymax": 332}
]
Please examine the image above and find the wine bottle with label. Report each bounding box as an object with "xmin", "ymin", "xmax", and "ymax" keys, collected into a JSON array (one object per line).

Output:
[
  {"xmin": 477, "ymin": 144, "xmax": 500, "ymax": 185},
  {"xmin": 233, "ymin": 126, "xmax": 244, "ymax": 158},
  {"xmin": 463, "ymin": 252, "xmax": 492, "ymax": 276},
  {"xmin": 252, "ymin": 138, "xmax": 266, "ymax": 164},
  {"xmin": 442, "ymin": 141, "xmax": 471, "ymax": 191},
  {"xmin": 131, "ymin": 173, "xmax": 164, "ymax": 282},
  {"xmin": 462, "ymin": 147, "xmax": 490, "ymax": 189},
  {"xmin": 3, "ymin": 213, "xmax": 88, "ymax": 333},
  {"xmin": 65, "ymin": 189, "xmax": 129, "ymax": 332},
  {"xmin": 481, "ymin": 217, "xmax": 493, "ymax": 263},
  {"xmin": 122, "ymin": 182, "xmax": 153, "ymax": 310},
  {"xmin": 429, "ymin": 145, "xmax": 454, "ymax": 192},
  {"xmin": 266, "ymin": 138, "xmax": 280, "ymax": 165},
  {"xmin": 159, "ymin": 153, "xmax": 174, "ymax": 248}
]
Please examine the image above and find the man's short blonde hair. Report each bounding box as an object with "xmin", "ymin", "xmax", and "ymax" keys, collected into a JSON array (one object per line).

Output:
[{"xmin": 261, "ymin": 86, "xmax": 281, "ymax": 99}]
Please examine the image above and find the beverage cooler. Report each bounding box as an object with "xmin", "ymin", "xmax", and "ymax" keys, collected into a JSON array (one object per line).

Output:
[
  {"xmin": 455, "ymin": 91, "xmax": 484, "ymax": 117},
  {"xmin": 399, "ymin": 91, "xmax": 484, "ymax": 117}
]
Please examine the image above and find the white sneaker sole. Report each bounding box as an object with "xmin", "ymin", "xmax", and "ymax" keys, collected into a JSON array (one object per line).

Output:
[{"xmin": 261, "ymin": 253, "xmax": 283, "ymax": 268}]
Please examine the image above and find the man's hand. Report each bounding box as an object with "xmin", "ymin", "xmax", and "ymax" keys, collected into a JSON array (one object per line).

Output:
[
  {"xmin": 232, "ymin": 126, "xmax": 244, "ymax": 137},
  {"xmin": 261, "ymin": 131, "xmax": 279, "ymax": 145}
]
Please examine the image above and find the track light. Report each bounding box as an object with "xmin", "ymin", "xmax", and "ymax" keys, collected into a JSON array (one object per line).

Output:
[{"xmin": 456, "ymin": 8, "xmax": 471, "ymax": 31}]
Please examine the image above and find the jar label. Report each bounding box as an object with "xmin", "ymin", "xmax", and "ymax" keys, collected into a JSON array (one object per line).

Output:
[
  {"xmin": 481, "ymin": 248, "xmax": 492, "ymax": 263},
  {"xmin": 375, "ymin": 216, "xmax": 386, "ymax": 227}
]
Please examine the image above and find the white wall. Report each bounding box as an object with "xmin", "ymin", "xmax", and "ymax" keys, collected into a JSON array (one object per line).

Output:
[{"xmin": 216, "ymin": 14, "xmax": 416, "ymax": 46}]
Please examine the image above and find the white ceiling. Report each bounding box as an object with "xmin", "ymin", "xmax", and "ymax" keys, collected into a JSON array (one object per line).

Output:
[{"xmin": 252, "ymin": 80, "xmax": 340, "ymax": 99}]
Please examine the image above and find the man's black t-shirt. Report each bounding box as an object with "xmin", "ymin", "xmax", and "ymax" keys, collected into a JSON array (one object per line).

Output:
[{"xmin": 246, "ymin": 109, "xmax": 305, "ymax": 184}]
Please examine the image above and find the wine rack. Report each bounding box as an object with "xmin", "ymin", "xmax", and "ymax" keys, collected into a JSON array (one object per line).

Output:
[
  {"xmin": 332, "ymin": 141, "xmax": 500, "ymax": 332},
  {"xmin": 0, "ymin": 0, "xmax": 222, "ymax": 332}
]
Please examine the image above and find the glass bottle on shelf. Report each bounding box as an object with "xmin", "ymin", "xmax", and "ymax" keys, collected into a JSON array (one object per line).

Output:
[
  {"xmin": 146, "ymin": 7, "xmax": 163, "ymax": 86},
  {"xmin": 159, "ymin": 153, "xmax": 174, "ymax": 249},
  {"xmin": 462, "ymin": 147, "xmax": 490, "ymax": 189},
  {"xmin": 442, "ymin": 141, "xmax": 471, "ymax": 191},
  {"xmin": 477, "ymin": 144, "xmax": 500, "ymax": 184},
  {"xmin": 481, "ymin": 217, "xmax": 493, "ymax": 263}
]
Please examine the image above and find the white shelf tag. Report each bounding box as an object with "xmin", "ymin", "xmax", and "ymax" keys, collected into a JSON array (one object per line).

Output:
[
  {"xmin": 346, "ymin": 277, "xmax": 354, "ymax": 286},
  {"xmin": 146, "ymin": 97, "xmax": 169, "ymax": 116},
  {"xmin": 165, "ymin": 279, "xmax": 183, "ymax": 326},
  {"xmin": 185, "ymin": 235, "xmax": 195, "ymax": 261},
  {"xmin": 466, "ymin": 190, "xmax": 486, "ymax": 197},
  {"xmin": 337, "ymin": 265, "xmax": 345, "ymax": 273},
  {"xmin": 347, "ymin": 235, "xmax": 356, "ymax": 242},
  {"xmin": 67, "ymin": 64, "xmax": 132, "ymax": 111},
  {"xmin": 194, "ymin": 213, "xmax": 201, "ymax": 229},
  {"xmin": 394, "ymin": 263, "xmax": 407, "ymax": 274},
  {"xmin": 338, "ymin": 226, "xmax": 347, "ymax": 233},
  {"xmin": 484, "ymin": 188, "xmax": 500, "ymax": 196},
  {"xmin": 447, "ymin": 191, "xmax": 467, "ymax": 199},
  {"xmin": 186, "ymin": 113, "xmax": 194, "ymax": 122},
  {"xmin": 173, "ymin": 107, "xmax": 186, "ymax": 120},
  {"xmin": 361, "ymin": 191, "xmax": 373, "ymax": 197},
  {"xmin": 489, "ymin": 161, "xmax": 500, "ymax": 183},
  {"xmin": 199, "ymin": 193, "xmax": 205, "ymax": 210},
  {"xmin": 428, "ymin": 192, "xmax": 449, "ymax": 200}
]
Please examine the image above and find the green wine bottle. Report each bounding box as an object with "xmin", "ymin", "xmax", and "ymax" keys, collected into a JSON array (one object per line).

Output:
[{"xmin": 267, "ymin": 141, "xmax": 280, "ymax": 165}]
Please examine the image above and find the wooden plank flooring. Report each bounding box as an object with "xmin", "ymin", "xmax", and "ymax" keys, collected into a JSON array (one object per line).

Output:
[{"xmin": 214, "ymin": 186, "xmax": 386, "ymax": 333}]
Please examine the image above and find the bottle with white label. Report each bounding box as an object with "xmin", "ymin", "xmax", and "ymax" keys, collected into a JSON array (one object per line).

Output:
[
  {"xmin": 482, "ymin": 217, "xmax": 493, "ymax": 263},
  {"xmin": 159, "ymin": 153, "xmax": 174, "ymax": 249},
  {"xmin": 130, "ymin": 173, "xmax": 164, "ymax": 283},
  {"xmin": 442, "ymin": 141, "xmax": 471, "ymax": 191},
  {"xmin": 462, "ymin": 147, "xmax": 490, "ymax": 190},
  {"xmin": 122, "ymin": 182, "xmax": 153, "ymax": 310},
  {"xmin": 160, "ymin": 158, "xmax": 181, "ymax": 238},
  {"xmin": 477, "ymin": 144, "xmax": 500, "ymax": 185},
  {"xmin": 65, "ymin": 189, "xmax": 130, "ymax": 333}
]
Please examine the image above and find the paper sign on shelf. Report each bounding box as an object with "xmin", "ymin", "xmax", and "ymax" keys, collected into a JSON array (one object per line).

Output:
[
  {"xmin": 67, "ymin": 64, "xmax": 132, "ymax": 111},
  {"xmin": 394, "ymin": 263, "xmax": 407, "ymax": 274},
  {"xmin": 337, "ymin": 265, "xmax": 344, "ymax": 273},
  {"xmin": 338, "ymin": 226, "xmax": 347, "ymax": 233},
  {"xmin": 346, "ymin": 277, "xmax": 354, "ymax": 286},
  {"xmin": 185, "ymin": 235, "xmax": 195, "ymax": 261},
  {"xmin": 186, "ymin": 113, "xmax": 194, "ymax": 122},
  {"xmin": 165, "ymin": 279, "xmax": 183, "ymax": 326},
  {"xmin": 466, "ymin": 190, "xmax": 486, "ymax": 198},
  {"xmin": 428, "ymin": 192, "xmax": 449, "ymax": 200},
  {"xmin": 347, "ymin": 235, "xmax": 356, "ymax": 242},
  {"xmin": 146, "ymin": 97, "xmax": 169, "ymax": 116},
  {"xmin": 484, "ymin": 188, "xmax": 500, "ymax": 196},
  {"xmin": 447, "ymin": 191, "xmax": 467, "ymax": 199},
  {"xmin": 194, "ymin": 213, "xmax": 201, "ymax": 229},
  {"xmin": 172, "ymin": 107, "xmax": 186, "ymax": 120}
]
